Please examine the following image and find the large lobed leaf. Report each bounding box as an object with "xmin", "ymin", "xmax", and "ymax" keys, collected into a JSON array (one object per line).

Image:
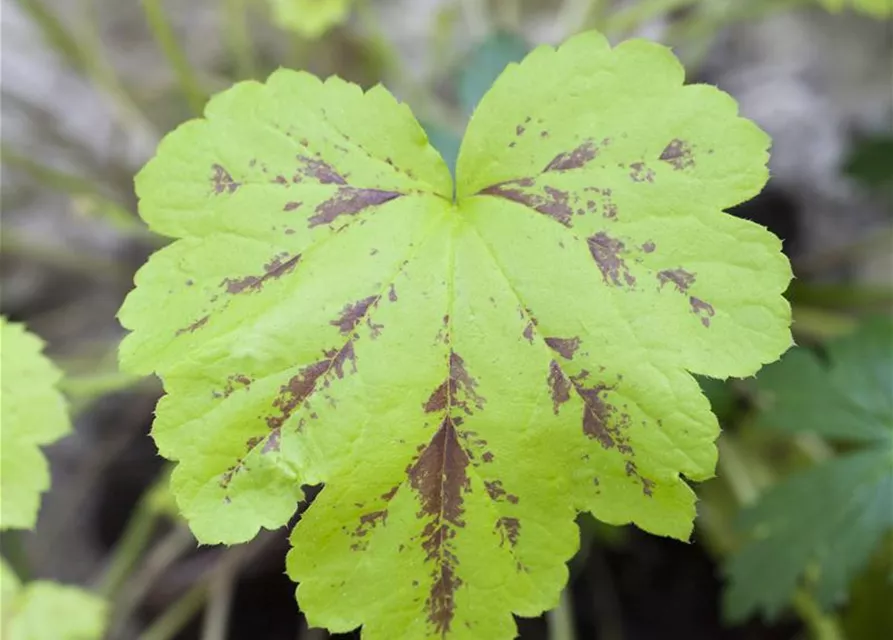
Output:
[
  {"xmin": 119, "ymin": 31, "xmax": 792, "ymax": 638},
  {"xmin": 725, "ymin": 316, "xmax": 893, "ymax": 621},
  {"xmin": 0, "ymin": 318, "xmax": 71, "ymax": 530}
]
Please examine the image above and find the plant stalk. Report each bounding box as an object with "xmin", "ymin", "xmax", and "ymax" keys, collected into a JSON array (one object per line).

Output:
[{"xmin": 141, "ymin": 0, "xmax": 207, "ymax": 115}]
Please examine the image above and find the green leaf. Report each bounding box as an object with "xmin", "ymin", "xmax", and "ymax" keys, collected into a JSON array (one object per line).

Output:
[
  {"xmin": 817, "ymin": 0, "xmax": 893, "ymax": 18},
  {"xmin": 725, "ymin": 317, "xmax": 893, "ymax": 621},
  {"xmin": 421, "ymin": 120, "xmax": 461, "ymax": 178},
  {"xmin": 269, "ymin": 0, "xmax": 352, "ymax": 39},
  {"xmin": 456, "ymin": 32, "xmax": 529, "ymax": 116},
  {"xmin": 0, "ymin": 318, "xmax": 71, "ymax": 531},
  {"xmin": 1, "ymin": 558, "xmax": 107, "ymax": 640},
  {"xmin": 119, "ymin": 31, "xmax": 792, "ymax": 638}
]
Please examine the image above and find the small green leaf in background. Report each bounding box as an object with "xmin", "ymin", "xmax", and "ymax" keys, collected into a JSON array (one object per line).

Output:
[
  {"xmin": 817, "ymin": 0, "xmax": 893, "ymax": 18},
  {"xmin": 421, "ymin": 120, "xmax": 461, "ymax": 178},
  {"xmin": 269, "ymin": 0, "xmax": 351, "ymax": 39},
  {"xmin": 1, "ymin": 558, "xmax": 107, "ymax": 640},
  {"xmin": 0, "ymin": 318, "xmax": 71, "ymax": 530},
  {"xmin": 456, "ymin": 31, "xmax": 529, "ymax": 115},
  {"xmin": 725, "ymin": 316, "xmax": 893, "ymax": 621}
]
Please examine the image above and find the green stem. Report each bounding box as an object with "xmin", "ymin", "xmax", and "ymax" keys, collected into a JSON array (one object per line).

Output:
[
  {"xmin": 15, "ymin": 0, "xmax": 157, "ymax": 139},
  {"xmin": 223, "ymin": 0, "xmax": 257, "ymax": 79},
  {"xmin": 94, "ymin": 498, "xmax": 160, "ymax": 599},
  {"xmin": 107, "ymin": 526, "xmax": 196, "ymax": 638},
  {"xmin": 603, "ymin": 0, "xmax": 700, "ymax": 36},
  {"xmin": 141, "ymin": 0, "xmax": 207, "ymax": 115},
  {"xmin": 201, "ymin": 561, "xmax": 236, "ymax": 640},
  {"xmin": 547, "ymin": 587, "xmax": 577, "ymax": 640},
  {"xmin": 791, "ymin": 591, "xmax": 846, "ymax": 640},
  {"xmin": 140, "ymin": 581, "xmax": 209, "ymax": 640}
]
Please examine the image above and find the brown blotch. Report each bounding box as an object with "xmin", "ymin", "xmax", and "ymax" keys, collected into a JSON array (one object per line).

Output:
[
  {"xmin": 262, "ymin": 429, "xmax": 281, "ymax": 454},
  {"xmin": 516, "ymin": 125, "xmax": 526, "ymax": 136},
  {"xmin": 424, "ymin": 382, "xmax": 448, "ymax": 414},
  {"xmin": 629, "ymin": 162, "xmax": 655, "ymax": 183},
  {"xmin": 496, "ymin": 517, "xmax": 521, "ymax": 547},
  {"xmin": 175, "ymin": 314, "xmax": 209, "ymax": 336},
  {"xmin": 484, "ymin": 480, "xmax": 507, "ymax": 501},
  {"xmin": 308, "ymin": 187, "xmax": 402, "ymax": 228},
  {"xmin": 354, "ymin": 509, "xmax": 388, "ymax": 538},
  {"xmin": 295, "ymin": 155, "xmax": 347, "ymax": 185},
  {"xmin": 222, "ymin": 254, "xmax": 301, "ymax": 295},
  {"xmin": 659, "ymin": 139, "xmax": 695, "ymax": 170},
  {"xmin": 657, "ymin": 268, "xmax": 696, "ymax": 293},
  {"xmin": 283, "ymin": 201, "xmax": 302, "ymax": 212},
  {"xmin": 330, "ymin": 296, "xmax": 378, "ymax": 335},
  {"xmin": 211, "ymin": 164, "xmax": 240, "ymax": 194},
  {"xmin": 690, "ymin": 297, "xmax": 716, "ymax": 327},
  {"xmin": 642, "ymin": 241, "xmax": 656, "ymax": 253},
  {"xmin": 544, "ymin": 139, "xmax": 597, "ymax": 172},
  {"xmin": 572, "ymin": 376, "xmax": 633, "ymax": 454},
  {"xmin": 587, "ymin": 233, "xmax": 636, "ymax": 287},
  {"xmin": 448, "ymin": 352, "xmax": 486, "ymax": 415},
  {"xmin": 222, "ymin": 374, "xmax": 252, "ymax": 398},
  {"xmin": 408, "ymin": 417, "xmax": 470, "ymax": 635},
  {"xmin": 388, "ymin": 284, "xmax": 398, "ymax": 302},
  {"xmin": 545, "ymin": 336, "xmax": 580, "ymax": 360},
  {"xmin": 548, "ymin": 361, "xmax": 572, "ymax": 414},
  {"xmin": 481, "ymin": 451, "xmax": 494, "ymax": 463},
  {"xmin": 625, "ymin": 460, "xmax": 655, "ymax": 497},
  {"xmin": 480, "ymin": 179, "xmax": 574, "ymax": 227},
  {"xmin": 522, "ymin": 319, "xmax": 536, "ymax": 343},
  {"xmin": 265, "ymin": 359, "xmax": 330, "ymax": 431}
]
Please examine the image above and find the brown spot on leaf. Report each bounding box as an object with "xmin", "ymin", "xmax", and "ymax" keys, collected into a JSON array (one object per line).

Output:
[
  {"xmin": 482, "ymin": 451, "xmax": 494, "ymax": 463},
  {"xmin": 516, "ymin": 125, "xmax": 526, "ymax": 136},
  {"xmin": 266, "ymin": 359, "xmax": 330, "ymax": 430},
  {"xmin": 388, "ymin": 284, "xmax": 398, "ymax": 302},
  {"xmin": 354, "ymin": 509, "xmax": 388, "ymax": 539},
  {"xmin": 625, "ymin": 460, "xmax": 655, "ymax": 496},
  {"xmin": 629, "ymin": 162, "xmax": 655, "ymax": 183},
  {"xmin": 496, "ymin": 517, "xmax": 520, "ymax": 547},
  {"xmin": 642, "ymin": 241, "xmax": 656, "ymax": 253},
  {"xmin": 222, "ymin": 254, "xmax": 301, "ymax": 295},
  {"xmin": 308, "ymin": 187, "xmax": 402, "ymax": 228},
  {"xmin": 690, "ymin": 297, "xmax": 716, "ymax": 327},
  {"xmin": 484, "ymin": 480, "xmax": 507, "ymax": 501},
  {"xmin": 587, "ymin": 233, "xmax": 636, "ymax": 287},
  {"xmin": 659, "ymin": 139, "xmax": 695, "ymax": 170},
  {"xmin": 545, "ymin": 336, "xmax": 580, "ymax": 360},
  {"xmin": 175, "ymin": 314, "xmax": 209, "ymax": 336},
  {"xmin": 211, "ymin": 164, "xmax": 240, "ymax": 194},
  {"xmin": 262, "ymin": 429, "xmax": 281, "ymax": 453},
  {"xmin": 448, "ymin": 352, "xmax": 486, "ymax": 415},
  {"xmin": 548, "ymin": 361, "xmax": 572, "ymax": 414},
  {"xmin": 408, "ymin": 417, "xmax": 470, "ymax": 635},
  {"xmin": 480, "ymin": 179, "xmax": 573, "ymax": 227},
  {"xmin": 222, "ymin": 374, "xmax": 252, "ymax": 398},
  {"xmin": 283, "ymin": 201, "xmax": 302, "ymax": 211},
  {"xmin": 657, "ymin": 268, "xmax": 696, "ymax": 293},
  {"xmin": 522, "ymin": 320, "xmax": 536, "ymax": 343},
  {"xmin": 296, "ymin": 155, "xmax": 347, "ymax": 185},
  {"xmin": 572, "ymin": 377, "xmax": 632, "ymax": 454},
  {"xmin": 544, "ymin": 139, "xmax": 597, "ymax": 172},
  {"xmin": 424, "ymin": 382, "xmax": 449, "ymax": 414},
  {"xmin": 330, "ymin": 296, "xmax": 378, "ymax": 334}
]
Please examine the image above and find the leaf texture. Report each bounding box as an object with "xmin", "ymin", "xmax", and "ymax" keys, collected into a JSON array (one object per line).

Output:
[
  {"xmin": 119, "ymin": 31, "xmax": 793, "ymax": 638},
  {"xmin": 0, "ymin": 318, "xmax": 71, "ymax": 530}
]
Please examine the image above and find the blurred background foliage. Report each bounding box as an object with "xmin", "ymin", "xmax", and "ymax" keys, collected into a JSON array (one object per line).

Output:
[{"xmin": 0, "ymin": 0, "xmax": 890, "ymax": 639}]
